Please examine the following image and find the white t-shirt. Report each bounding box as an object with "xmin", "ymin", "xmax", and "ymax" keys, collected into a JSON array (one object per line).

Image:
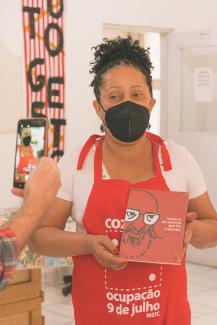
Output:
[{"xmin": 57, "ymin": 139, "xmax": 207, "ymax": 232}]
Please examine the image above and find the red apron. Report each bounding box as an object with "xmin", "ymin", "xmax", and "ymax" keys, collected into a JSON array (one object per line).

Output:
[
  {"xmin": 72, "ymin": 133, "xmax": 190, "ymax": 325},
  {"xmin": 17, "ymin": 145, "xmax": 36, "ymax": 174}
]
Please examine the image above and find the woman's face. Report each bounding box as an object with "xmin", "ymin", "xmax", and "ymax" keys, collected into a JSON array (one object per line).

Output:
[
  {"xmin": 93, "ymin": 64, "xmax": 155, "ymax": 118},
  {"xmin": 21, "ymin": 127, "xmax": 32, "ymax": 146},
  {"xmin": 21, "ymin": 127, "xmax": 31, "ymax": 138}
]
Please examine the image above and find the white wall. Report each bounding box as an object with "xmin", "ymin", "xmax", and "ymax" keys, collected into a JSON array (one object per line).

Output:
[{"xmin": 1, "ymin": 0, "xmax": 217, "ymax": 207}]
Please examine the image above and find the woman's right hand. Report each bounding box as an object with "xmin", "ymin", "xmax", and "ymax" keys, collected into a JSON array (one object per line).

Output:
[{"xmin": 86, "ymin": 234, "xmax": 128, "ymax": 271}]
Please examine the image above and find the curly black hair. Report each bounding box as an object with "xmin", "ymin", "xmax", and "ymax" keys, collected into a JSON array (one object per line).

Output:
[{"xmin": 90, "ymin": 36, "xmax": 154, "ymax": 101}]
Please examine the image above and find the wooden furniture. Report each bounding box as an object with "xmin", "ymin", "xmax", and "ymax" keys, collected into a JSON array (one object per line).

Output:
[{"xmin": 0, "ymin": 269, "xmax": 44, "ymax": 325}]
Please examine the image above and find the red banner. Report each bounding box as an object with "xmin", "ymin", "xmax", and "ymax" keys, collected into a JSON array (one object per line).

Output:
[{"xmin": 22, "ymin": 0, "xmax": 66, "ymax": 160}]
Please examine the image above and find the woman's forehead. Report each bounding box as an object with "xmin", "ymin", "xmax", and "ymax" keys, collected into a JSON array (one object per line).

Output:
[
  {"xmin": 101, "ymin": 64, "xmax": 147, "ymax": 89},
  {"xmin": 22, "ymin": 127, "xmax": 31, "ymax": 135}
]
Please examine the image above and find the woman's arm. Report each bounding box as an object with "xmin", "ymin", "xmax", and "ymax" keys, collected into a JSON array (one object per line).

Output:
[
  {"xmin": 187, "ymin": 191, "xmax": 217, "ymax": 249},
  {"xmin": 28, "ymin": 197, "xmax": 127, "ymax": 270},
  {"xmin": 28, "ymin": 197, "xmax": 75, "ymax": 256}
]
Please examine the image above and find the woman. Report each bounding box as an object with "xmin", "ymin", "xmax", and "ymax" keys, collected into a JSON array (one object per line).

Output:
[{"xmin": 29, "ymin": 37, "xmax": 217, "ymax": 324}]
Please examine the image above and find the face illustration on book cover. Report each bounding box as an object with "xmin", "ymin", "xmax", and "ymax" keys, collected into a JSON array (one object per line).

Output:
[
  {"xmin": 120, "ymin": 188, "xmax": 188, "ymax": 264},
  {"xmin": 122, "ymin": 190, "xmax": 161, "ymax": 259}
]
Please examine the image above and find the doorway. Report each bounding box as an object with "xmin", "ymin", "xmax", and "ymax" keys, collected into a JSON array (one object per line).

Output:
[{"xmin": 102, "ymin": 23, "xmax": 172, "ymax": 136}]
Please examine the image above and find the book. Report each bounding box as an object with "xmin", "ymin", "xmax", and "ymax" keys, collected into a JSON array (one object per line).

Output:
[{"xmin": 119, "ymin": 188, "xmax": 189, "ymax": 265}]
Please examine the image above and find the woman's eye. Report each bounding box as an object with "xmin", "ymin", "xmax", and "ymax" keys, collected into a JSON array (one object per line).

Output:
[
  {"xmin": 109, "ymin": 95, "xmax": 119, "ymax": 100},
  {"xmin": 133, "ymin": 93, "xmax": 144, "ymax": 98}
]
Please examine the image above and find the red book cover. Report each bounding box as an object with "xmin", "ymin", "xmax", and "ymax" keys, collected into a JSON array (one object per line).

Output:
[{"xmin": 120, "ymin": 189, "xmax": 189, "ymax": 265}]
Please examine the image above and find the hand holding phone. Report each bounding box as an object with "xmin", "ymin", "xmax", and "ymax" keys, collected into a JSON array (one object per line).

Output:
[{"xmin": 13, "ymin": 118, "xmax": 48, "ymax": 189}]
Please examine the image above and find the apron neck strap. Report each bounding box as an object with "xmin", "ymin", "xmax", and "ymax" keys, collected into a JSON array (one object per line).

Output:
[
  {"xmin": 161, "ymin": 142, "xmax": 172, "ymax": 171},
  {"xmin": 146, "ymin": 131, "xmax": 172, "ymax": 172},
  {"xmin": 77, "ymin": 132, "xmax": 172, "ymax": 179},
  {"xmin": 152, "ymin": 141, "xmax": 162, "ymax": 177},
  {"xmin": 77, "ymin": 134, "xmax": 102, "ymax": 170},
  {"xmin": 94, "ymin": 137, "xmax": 103, "ymax": 181}
]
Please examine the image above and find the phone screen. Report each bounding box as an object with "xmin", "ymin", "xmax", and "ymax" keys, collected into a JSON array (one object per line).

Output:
[{"xmin": 13, "ymin": 118, "xmax": 47, "ymax": 189}]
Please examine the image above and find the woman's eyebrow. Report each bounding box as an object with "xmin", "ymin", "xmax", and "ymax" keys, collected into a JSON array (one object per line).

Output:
[
  {"xmin": 105, "ymin": 85, "xmax": 145, "ymax": 91},
  {"xmin": 105, "ymin": 86, "xmax": 122, "ymax": 91},
  {"xmin": 130, "ymin": 85, "xmax": 146, "ymax": 89}
]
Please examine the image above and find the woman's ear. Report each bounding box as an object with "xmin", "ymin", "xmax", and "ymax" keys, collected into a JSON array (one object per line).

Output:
[
  {"xmin": 93, "ymin": 100, "xmax": 102, "ymax": 118},
  {"xmin": 149, "ymin": 98, "xmax": 156, "ymax": 112}
]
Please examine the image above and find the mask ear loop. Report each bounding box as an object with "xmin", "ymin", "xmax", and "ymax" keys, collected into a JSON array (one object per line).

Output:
[
  {"xmin": 98, "ymin": 102, "xmax": 107, "ymax": 133},
  {"xmin": 147, "ymin": 99, "xmax": 153, "ymax": 131},
  {"xmin": 100, "ymin": 123, "xmax": 105, "ymax": 133}
]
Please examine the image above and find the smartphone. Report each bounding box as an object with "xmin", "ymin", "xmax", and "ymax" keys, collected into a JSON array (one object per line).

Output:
[{"xmin": 13, "ymin": 118, "xmax": 48, "ymax": 189}]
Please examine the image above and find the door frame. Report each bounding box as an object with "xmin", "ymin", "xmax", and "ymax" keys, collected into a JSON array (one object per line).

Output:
[{"xmin": 102, "ymin": 23, "xmax": 173, "ymax": 138}]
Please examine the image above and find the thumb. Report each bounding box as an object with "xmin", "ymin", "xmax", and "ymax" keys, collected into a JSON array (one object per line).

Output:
[
  {"xmin": 102, "ymin": 237, "xmax": 117, "ymax": 255},
  {"xmin": 186, "ymin": 212, "xmax": 197, "ymax": 223}
]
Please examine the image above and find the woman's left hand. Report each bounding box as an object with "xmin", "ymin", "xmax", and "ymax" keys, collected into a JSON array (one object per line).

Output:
[{"xmin": 183, "ymin": 212, "xmax": 197, "ymax": 256}]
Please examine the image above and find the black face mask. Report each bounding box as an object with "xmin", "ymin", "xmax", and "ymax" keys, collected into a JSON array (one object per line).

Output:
[
  {"xmin": 101, "ymin": 101, "xmax": 150, "ymax": 143},
  {"xmin": 23, "ymin": 136, "xmax": 31, "ymax": 146}
]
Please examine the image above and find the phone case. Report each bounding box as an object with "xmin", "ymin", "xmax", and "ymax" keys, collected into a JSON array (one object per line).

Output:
[{"xmin": 13, "ymin": 118, "xmax": 48, "ymax": 189}]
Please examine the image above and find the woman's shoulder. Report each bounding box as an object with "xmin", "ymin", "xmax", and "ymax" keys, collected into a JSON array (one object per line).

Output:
[
  {"xmin": 58, "ymin": 139, "xmax": 95, "ymax": 171},
  {"xmin": 58, "ymin": 143, "xmax": 82, "ymax": 168},
  {"xmin": 164, "ymin": 139, "xmax": 189, "ymax": 161},
  {"xmin": 161, "ymin": 138, "xmax": 207, "ymax": 197},
  {"xmin": 162, "ymin": 138, "xmax": 198, "ymax": 173}
]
